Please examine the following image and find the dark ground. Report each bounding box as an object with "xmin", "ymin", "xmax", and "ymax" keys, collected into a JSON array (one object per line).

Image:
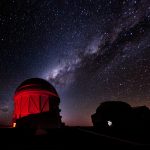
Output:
[{"xmin": 1, "ymin": 127, "xmax": 150, "ymax": 149}]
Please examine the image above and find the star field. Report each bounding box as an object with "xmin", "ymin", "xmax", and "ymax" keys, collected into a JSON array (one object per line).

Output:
[{"xmin": 0, "ymin": 0, "xmax": 150, "ymax": 126}]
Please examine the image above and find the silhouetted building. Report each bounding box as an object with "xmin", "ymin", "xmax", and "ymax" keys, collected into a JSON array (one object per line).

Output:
[
  {"xmin": 91, "ymin": 101, "xmax": 133, "ymax": 129},
  {"xmin": 92, "ymin": 101, "xmax": 150, "ymax": 130},
  {"xmin": 12, "ymin": 78, "xmax": 63, "ymax": 128},
  {"xmin": 132, "ymin": 106, "xmax": 150, "ymax": 129}
]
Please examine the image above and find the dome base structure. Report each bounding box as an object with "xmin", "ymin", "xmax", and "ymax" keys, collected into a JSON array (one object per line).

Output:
[{"xmin": 15, "ymin": 111, "xmax": 63, "ymax": 128}]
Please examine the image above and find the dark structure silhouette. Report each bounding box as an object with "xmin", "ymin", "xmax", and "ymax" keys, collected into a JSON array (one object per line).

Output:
[
  {"xmin": 13, "ymin": 78, "xmax": 63, "ymax": 128},
  {"xmin": 91, "ymin": 101, "xmax": 133, "ymax": 129},
  {"xmin": 132, "ymin": 106, "xmax": 150, "ymax": 129},
  {"xmin": 91, "ymin": 101, "xmax": 150, "ymax": 130}
]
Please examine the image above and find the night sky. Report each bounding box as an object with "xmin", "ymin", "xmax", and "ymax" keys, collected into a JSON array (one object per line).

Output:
[{"xmin": 0, "ymin": 0, "xmax": 150, "ymax": 126}]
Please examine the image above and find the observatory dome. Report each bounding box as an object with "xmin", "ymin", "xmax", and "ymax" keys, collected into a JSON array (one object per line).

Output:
[
  {"xmin": 15, "ymin": 78, "xmax": 58, "ymax": 96},
  {"xmin": 13, "ymin": 78, "xmax": 61, "ymax": 128}
]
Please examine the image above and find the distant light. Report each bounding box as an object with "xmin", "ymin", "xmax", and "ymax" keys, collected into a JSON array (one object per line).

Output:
[
  {"xmin": 13, "ymin": 123, "xmax": 16, "ymax": 128},
  {"xmin": 107, "ymin": 120, "xmax": 112, "ymax": 127}
]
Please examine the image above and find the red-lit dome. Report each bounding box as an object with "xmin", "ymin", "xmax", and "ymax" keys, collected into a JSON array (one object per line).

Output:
[
  {"xmin": 13, "ymin": 78, "xmax": 61, "ymax": 127},
  {"xmin": 15, "ymin": 78, "xmax": 58, "ymax": 97}
]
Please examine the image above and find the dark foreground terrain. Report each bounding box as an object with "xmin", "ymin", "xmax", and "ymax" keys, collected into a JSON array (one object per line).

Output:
[{"xmin": 1, "ymin": 127, "xmax": 150, "ymax": 149}]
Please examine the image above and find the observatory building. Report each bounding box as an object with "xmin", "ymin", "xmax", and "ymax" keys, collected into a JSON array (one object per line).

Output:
[
  {"xmin": 91, "ymin": 101, "xmax": 133, "ymax": 129},
  {"xmin": 12, "ymin": 78, "xmax": 62, "ymax": 128}
]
